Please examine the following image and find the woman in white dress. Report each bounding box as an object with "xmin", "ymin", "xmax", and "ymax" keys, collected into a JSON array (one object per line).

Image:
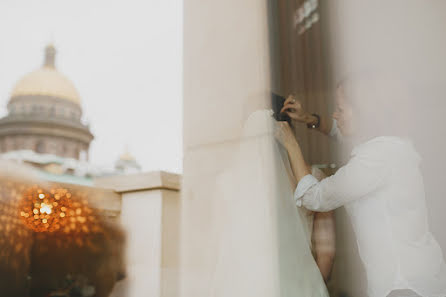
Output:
[
  {"xmin": 275, "ymin": 77, "xmax": 446, "ymax": 297},
  {"xmin": 210, "ymin": 104, "xmax": 334, "ymax": 297}
]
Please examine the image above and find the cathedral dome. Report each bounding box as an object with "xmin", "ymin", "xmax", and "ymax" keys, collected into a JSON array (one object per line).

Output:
[
  {"xmin": 115, "ymin": 149, "xmax": 141, "ymax": 175},
  {"xmin": 0, "ymin": 44, "xmax": 93, "ymax": 161},
  {"xmin": 10, "ymin": 45, "xmax": 80, "ymax": 105}
]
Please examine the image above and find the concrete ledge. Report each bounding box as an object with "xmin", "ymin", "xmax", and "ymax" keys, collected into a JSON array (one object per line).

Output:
[{"xmin": 94, "ymin": 171, "xmax": 181, "ymax": 193}]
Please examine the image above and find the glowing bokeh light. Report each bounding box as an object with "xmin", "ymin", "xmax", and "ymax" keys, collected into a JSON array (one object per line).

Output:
[{"xmin": 19, "ymin": 186, "xmax": 100, "ymax": 234}]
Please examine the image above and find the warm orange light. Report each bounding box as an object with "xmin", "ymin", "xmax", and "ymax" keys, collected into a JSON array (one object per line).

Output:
[
  {"xmin": 39, "ymin": 203, "xmax": 52, "ymax": 215},
  {"xmin": 19, "ymin": 185, "xmax": 101, "ymax": 234}
]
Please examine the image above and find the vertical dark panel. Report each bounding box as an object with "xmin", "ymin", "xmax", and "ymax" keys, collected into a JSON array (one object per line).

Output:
[{"xmin": 268, "ymin": 0, "xmax": 333, "ymax": 165}]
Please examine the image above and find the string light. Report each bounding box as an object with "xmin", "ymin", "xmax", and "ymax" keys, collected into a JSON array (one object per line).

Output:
[{"xmin": 19, "ymin": 185, "xmax": 100, "ymax": 234}]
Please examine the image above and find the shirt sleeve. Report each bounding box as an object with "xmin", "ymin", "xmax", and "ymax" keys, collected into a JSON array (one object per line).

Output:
[
  {"xmin": 294, "ymin": 174, "xmax": 318, "ymax": 207},
  {"xmin": 294, "ymin": 151, "xmax": 389, "ymax": 212}
]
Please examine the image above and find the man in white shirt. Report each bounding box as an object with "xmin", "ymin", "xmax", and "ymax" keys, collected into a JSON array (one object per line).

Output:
[{"xmin": 274, "ymin": 81, "xmax": 446, "ymax": 297}]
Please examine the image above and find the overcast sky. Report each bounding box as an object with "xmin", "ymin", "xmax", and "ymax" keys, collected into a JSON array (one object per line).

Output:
[{"xmin": 0, "ymin": 0, "xmax": 183, "ymax": 173}]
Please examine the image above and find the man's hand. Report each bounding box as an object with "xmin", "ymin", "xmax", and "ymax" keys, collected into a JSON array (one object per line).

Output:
[{"xmin": 280, "ymin": 95, "xmax": 317, "ymax": 125}]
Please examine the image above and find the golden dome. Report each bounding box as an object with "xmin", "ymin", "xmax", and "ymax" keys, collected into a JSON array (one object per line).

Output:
[
  {"xmin": 119, "ymin": 151, "xmax": 136, "ymax": 161},
  {"xmin": 10, "ymin": 45, "xmax": 80, "ymax": 105}
]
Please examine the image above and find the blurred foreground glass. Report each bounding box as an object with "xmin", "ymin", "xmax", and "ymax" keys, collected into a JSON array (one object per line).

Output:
[{"xmin": 0, "ymin": 162, "xmax": 125, "ymax": 297}]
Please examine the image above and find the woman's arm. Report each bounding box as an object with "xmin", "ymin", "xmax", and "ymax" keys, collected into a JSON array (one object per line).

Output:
[
  {"xmin": 313, "ymin": 211, "xmax": 336, "ymax": 282},
  {"xmin": 287, "ymin": 141, "xmax": 311, "ymax": 182},
  {"xmin": 274, "ymin": 121, "xmax": 310, "ymax": 182}
]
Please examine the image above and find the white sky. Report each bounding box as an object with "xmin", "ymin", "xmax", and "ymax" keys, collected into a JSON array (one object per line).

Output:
[{"xmin": 0, "ymin": 0, "xmax": 183, "ymax": 173}]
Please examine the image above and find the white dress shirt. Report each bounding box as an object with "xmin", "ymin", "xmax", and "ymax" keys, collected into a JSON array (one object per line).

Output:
[{"xmin": 295, "ymin": 125, "xmax": 446, "ymax": 297}]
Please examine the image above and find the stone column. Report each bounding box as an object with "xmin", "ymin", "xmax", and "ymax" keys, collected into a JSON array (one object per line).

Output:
[{"xmin": 181, "ymin": 0, "xmax": 272, "ymax": 294}]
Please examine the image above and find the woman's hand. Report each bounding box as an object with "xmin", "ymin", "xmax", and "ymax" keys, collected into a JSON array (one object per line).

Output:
[
  {"xmin": 274, "ymin": 121, "xmax": 298, "ymax": 150},
  {"xmin": 280, "ymin": 95, "xmax": 315, "ymax": 124}
]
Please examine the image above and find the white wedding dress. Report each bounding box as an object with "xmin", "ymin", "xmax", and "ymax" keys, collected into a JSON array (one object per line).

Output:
[{"xmin": 211, "ymin": 110, "xmax": 329, "ymax": 297}]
